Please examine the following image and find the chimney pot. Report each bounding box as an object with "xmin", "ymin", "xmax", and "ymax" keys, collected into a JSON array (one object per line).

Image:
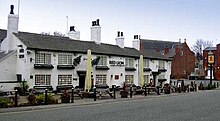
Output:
[
  {"xmin": 121, "ymin": 32, "xmax": 123, "ymax": 37},
  {"xmin": 92, "ymin": 21, "xmax": 96, "ymax": 26},
  {"xmin": 10, "ymin": 5, "xmax": 14, "ymax": 14},
  {"xmin": 96, "ymin": 19, "xmax": 100, "ymax": 26},
  {"xmin": 70, "ymin": 26, "xmax": 75, "ymax": 31},
  {"xmin": 117, "ymin": 31, "xmax": 120, "ymax": 37}
]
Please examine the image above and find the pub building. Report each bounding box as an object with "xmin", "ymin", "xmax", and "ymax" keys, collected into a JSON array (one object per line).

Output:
[{"xmin": 0, "ymin": 5, "xmax": 171, "ymax": 91}]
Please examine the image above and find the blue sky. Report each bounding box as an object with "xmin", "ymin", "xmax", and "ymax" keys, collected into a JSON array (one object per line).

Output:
[{"xmin": 0, "ymin": 0, "xmax": 219, "ymax": 48}]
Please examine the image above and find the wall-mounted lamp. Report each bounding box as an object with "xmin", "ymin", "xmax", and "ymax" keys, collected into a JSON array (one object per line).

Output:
[{"xmin": 121, "ymin": 73, "xmax": 123, "ymax": 76}]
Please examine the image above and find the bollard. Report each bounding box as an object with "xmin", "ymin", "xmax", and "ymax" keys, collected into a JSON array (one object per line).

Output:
[
  {"xmin": 157, "ymin": 86, "xmax": 160, "ymax": 95},
  {"xmin": 144, "ymin": 85, "xmax": 147, "ymax": 96},
  {"xmin": 113, "ymin": 85, "xmax": 116, "ymax": 99},
  {"xmin": 45, "ymin": 89, "xmax": 48, "ymax": 105},
  {"xmin": 14, "ymin": 90, "xmax": 18, "ymax": 107},
  {"xmin": 93, "ymin": 87, "xmax": 96, "ymax": 101},
  {"xmin": 130, "ymin": 86, "xmax": 132, "ymax": 98},
  {"xmin": 187, "ymin": 85, "xmax": 189, "ymax": 92},
  {"xmin": 71, "ymin": 87, "xmax": 74, "ymax": 103},
  {"xmin": 195, "ymin": 84, "xmax": 197, "ymax": 92},
  {"xmin": 178, "ymin": 85, "xmax": 181, "ymax": 93}
]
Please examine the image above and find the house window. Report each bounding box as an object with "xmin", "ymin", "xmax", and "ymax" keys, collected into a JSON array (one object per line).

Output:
[
  {"xmin": 125, "ymin": 75, "xmax": 134, "ymax": 83},
  {"xmin": 143, "ymin": 59, "xmax": 149, "ymax": 68},
  {"xmin": 97, "ymin": 56, "xmax": 107, "ymax": 66},
  {"xmin": 125, "ymin": 58, "xmax": 134, "ymax": 67},
  {"xmin": 35, "ymin": 53, "xmax": 51, "ymax": 64},
  {"xmin": 96, "ymin": 75, "xmax": 107, "ymax": 84},
  {"xmin": 58, "ymin": 54, "xmax": 72, "ymax": 65},
  {"xmin": 159, "ymin": 60, "xmax": 165, "ymax": 69},
  {"xmin": 144, "ymin": 75, "xmax": 150, "ymax": 84},
  {"xmin": 58, "ymin": 75, "xmax": 72, "ymax": 85},
  {"xmin": 158, "ymin": 74, "xmax": 165, "ymax": 79},
  {"xmin": 35, "ymin": 75, "xmax": 51, "ymax": 85}
]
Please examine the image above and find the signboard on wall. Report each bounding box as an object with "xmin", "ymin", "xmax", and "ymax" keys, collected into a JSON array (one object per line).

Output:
[
  {"xmin": 109, "ymin": 60, "xmax": 125, "ymax": 66},
  {"xmin": 208, "ymin": 55, "xmax": 215, "ymax": 64}
]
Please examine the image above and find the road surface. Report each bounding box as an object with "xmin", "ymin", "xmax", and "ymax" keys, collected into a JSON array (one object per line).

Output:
[{"xmin": 0, "ymin": 90, "xmax": 220, "ymax": 121}]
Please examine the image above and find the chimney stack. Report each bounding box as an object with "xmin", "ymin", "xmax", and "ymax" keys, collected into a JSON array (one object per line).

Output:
[
  {"xmin": 132, "ymin": 35, "xmax": 140, "ymax": 50},
  {"xmin": 115, "ymin": 31, "xmax": 124, "ymax": 48},
  {"xmin": 1, "ymin": 5, "xmax": 19, "ymax": 52},
  {"xmin": 91, "ymin": 19, "xmax": 101, "ymax": 44},
  {"xmin": 67, "ymin": 26, "xmax": 80, "ymax": 40}
]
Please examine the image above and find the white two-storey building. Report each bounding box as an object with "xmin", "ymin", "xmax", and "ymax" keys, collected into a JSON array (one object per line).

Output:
[{"xmin": 0, "ymin": 5, "xmax": 171, "ymax": 91}]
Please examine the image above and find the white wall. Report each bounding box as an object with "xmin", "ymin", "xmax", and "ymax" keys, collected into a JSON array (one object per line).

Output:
[{"xmin": 0, "ymin": 51, "xmax": 17, "ymax": 82}]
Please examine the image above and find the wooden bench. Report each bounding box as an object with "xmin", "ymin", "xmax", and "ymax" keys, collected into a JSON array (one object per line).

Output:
[
  {"xmin": 146, "ymin": 87, "xmax": 158, "ymax": 94},
  {"xmin": 32, "ymin": 86, "xmax": 53, "ymax": 94},
  {"xmin": 56, "ymin": 85, "xmax": 73, "ymax": 93},
  {"xmin": 95, "ymin": 84, "xmax": 113, "ymax": 99},
  {"xmin": 0, "ymin": 90, "xmax": 19, "ymax": 102}
]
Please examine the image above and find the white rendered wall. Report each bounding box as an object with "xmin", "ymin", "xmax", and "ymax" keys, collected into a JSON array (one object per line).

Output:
[{"xmin": 0, "ymin": 51, "xmax": 17, "ymax": 82}]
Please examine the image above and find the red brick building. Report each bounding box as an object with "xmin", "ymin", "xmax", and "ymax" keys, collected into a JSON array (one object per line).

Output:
[
  {"xmin": 140, "ymin": 39, "xmax": 195, "ymax": 79},
  {"xmin": 203, "ymin": 44, "xmax": 220, "ymax": 80}
]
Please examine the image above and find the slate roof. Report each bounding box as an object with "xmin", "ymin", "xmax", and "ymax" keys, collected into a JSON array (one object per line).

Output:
[
  {"xmin": 141, "ymin": 39, "xmax": 180, "ymax": 51},
  {"xmin": 13, "ymin": 32, "xmax": 171, "ymax": 60},
  {"xmin": 0, "ymin": 29, "xmax": 7, "ymax": 42},
  {"xmin": 0, "ymin": 51, "xmax": 14, "ymax": 61},
  {"xmin": 204, "ymin": 47, "xmax": 217, "ymax": 51}
]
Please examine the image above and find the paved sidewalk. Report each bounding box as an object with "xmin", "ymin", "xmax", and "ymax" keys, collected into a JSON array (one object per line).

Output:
[{"xmin": 0, "ymin": 91, "xmax": 193, "ymax": 113}]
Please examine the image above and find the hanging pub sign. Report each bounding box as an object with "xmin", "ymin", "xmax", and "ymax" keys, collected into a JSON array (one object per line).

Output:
[
  {"xmin": 207, "ymin": 54, "xmax": 215, "ymax": 64},
  {"xmin": 109, "ymin": 60, "xmax": 125, "ymax": 66}
]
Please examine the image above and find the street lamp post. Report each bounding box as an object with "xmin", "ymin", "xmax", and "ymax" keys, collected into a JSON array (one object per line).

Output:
[{"xmin": 207, "ymin": 51, "xmax": 215, "ymax": 85}]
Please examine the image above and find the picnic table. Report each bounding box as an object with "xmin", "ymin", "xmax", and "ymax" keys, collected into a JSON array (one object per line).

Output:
[{"xmin": 0, "ymin": 90, "xmax": 19, "ymax": 101}]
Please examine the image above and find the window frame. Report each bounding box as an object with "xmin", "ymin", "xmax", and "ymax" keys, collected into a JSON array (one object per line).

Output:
[
  {"xmin": 35, "ymin": 53, "xmax": 51, "ymax": 64},
  {"xmin": 97, "ymin": 56, "xmax": 107, "ymax": 66},
  {"xmin": 58, "ymin": 75, "xmax": 72, "ymax": 85},
  {"xmin": 96, "ymin": 74, "xmax": 107, "ymax": 84},
  {"xmin": 125, "ymin": 58, "xmax": 134, "ymax": 67},
  {"xmin": 58, "ymin": 54, "xmax": 73, "ymax": 65},
  {"xmin": 125, "ymin": 75, "xmax": 134, "ymax": 83},
  {"xmin": 35, "ymin": 75, "xmax": 51, "ymax": 85}
]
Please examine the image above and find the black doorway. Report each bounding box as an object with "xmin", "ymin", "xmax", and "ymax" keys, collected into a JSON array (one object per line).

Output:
[{"xmin": 77, "ymin": 71, "xmax": 86, "ymax": 90}]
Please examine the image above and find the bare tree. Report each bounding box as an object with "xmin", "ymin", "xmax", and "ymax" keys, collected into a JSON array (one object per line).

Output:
[
  {"xmin": 41, "ymin": 31, "xmax": 65, "ymax": 37},
  {"xmin": 191, "ymin": 39, "xmax": 213, "ymax": 54},
  {"xmin": 53, "ymin": 31, "xmax": 65, "ymax": 37}
]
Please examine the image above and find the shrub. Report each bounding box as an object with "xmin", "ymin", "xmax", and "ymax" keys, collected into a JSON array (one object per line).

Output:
[
  {"xmin": 36, "ymin": 94, "xmax": 45, "ymax": 104},
  {"xmin": 0, "ymin": 98, "xmax": 12, "ymax": 108},
  {"xmin": 61, "ymin": 90, "xmax": 70, "ymax": 103},
  {"xmin": 27, "ymin": 94, "xmax": 37, "ymax": 105},
  {"xmin": 35, "ymin": 94, "xmax": 56, "ymax": 105}
]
